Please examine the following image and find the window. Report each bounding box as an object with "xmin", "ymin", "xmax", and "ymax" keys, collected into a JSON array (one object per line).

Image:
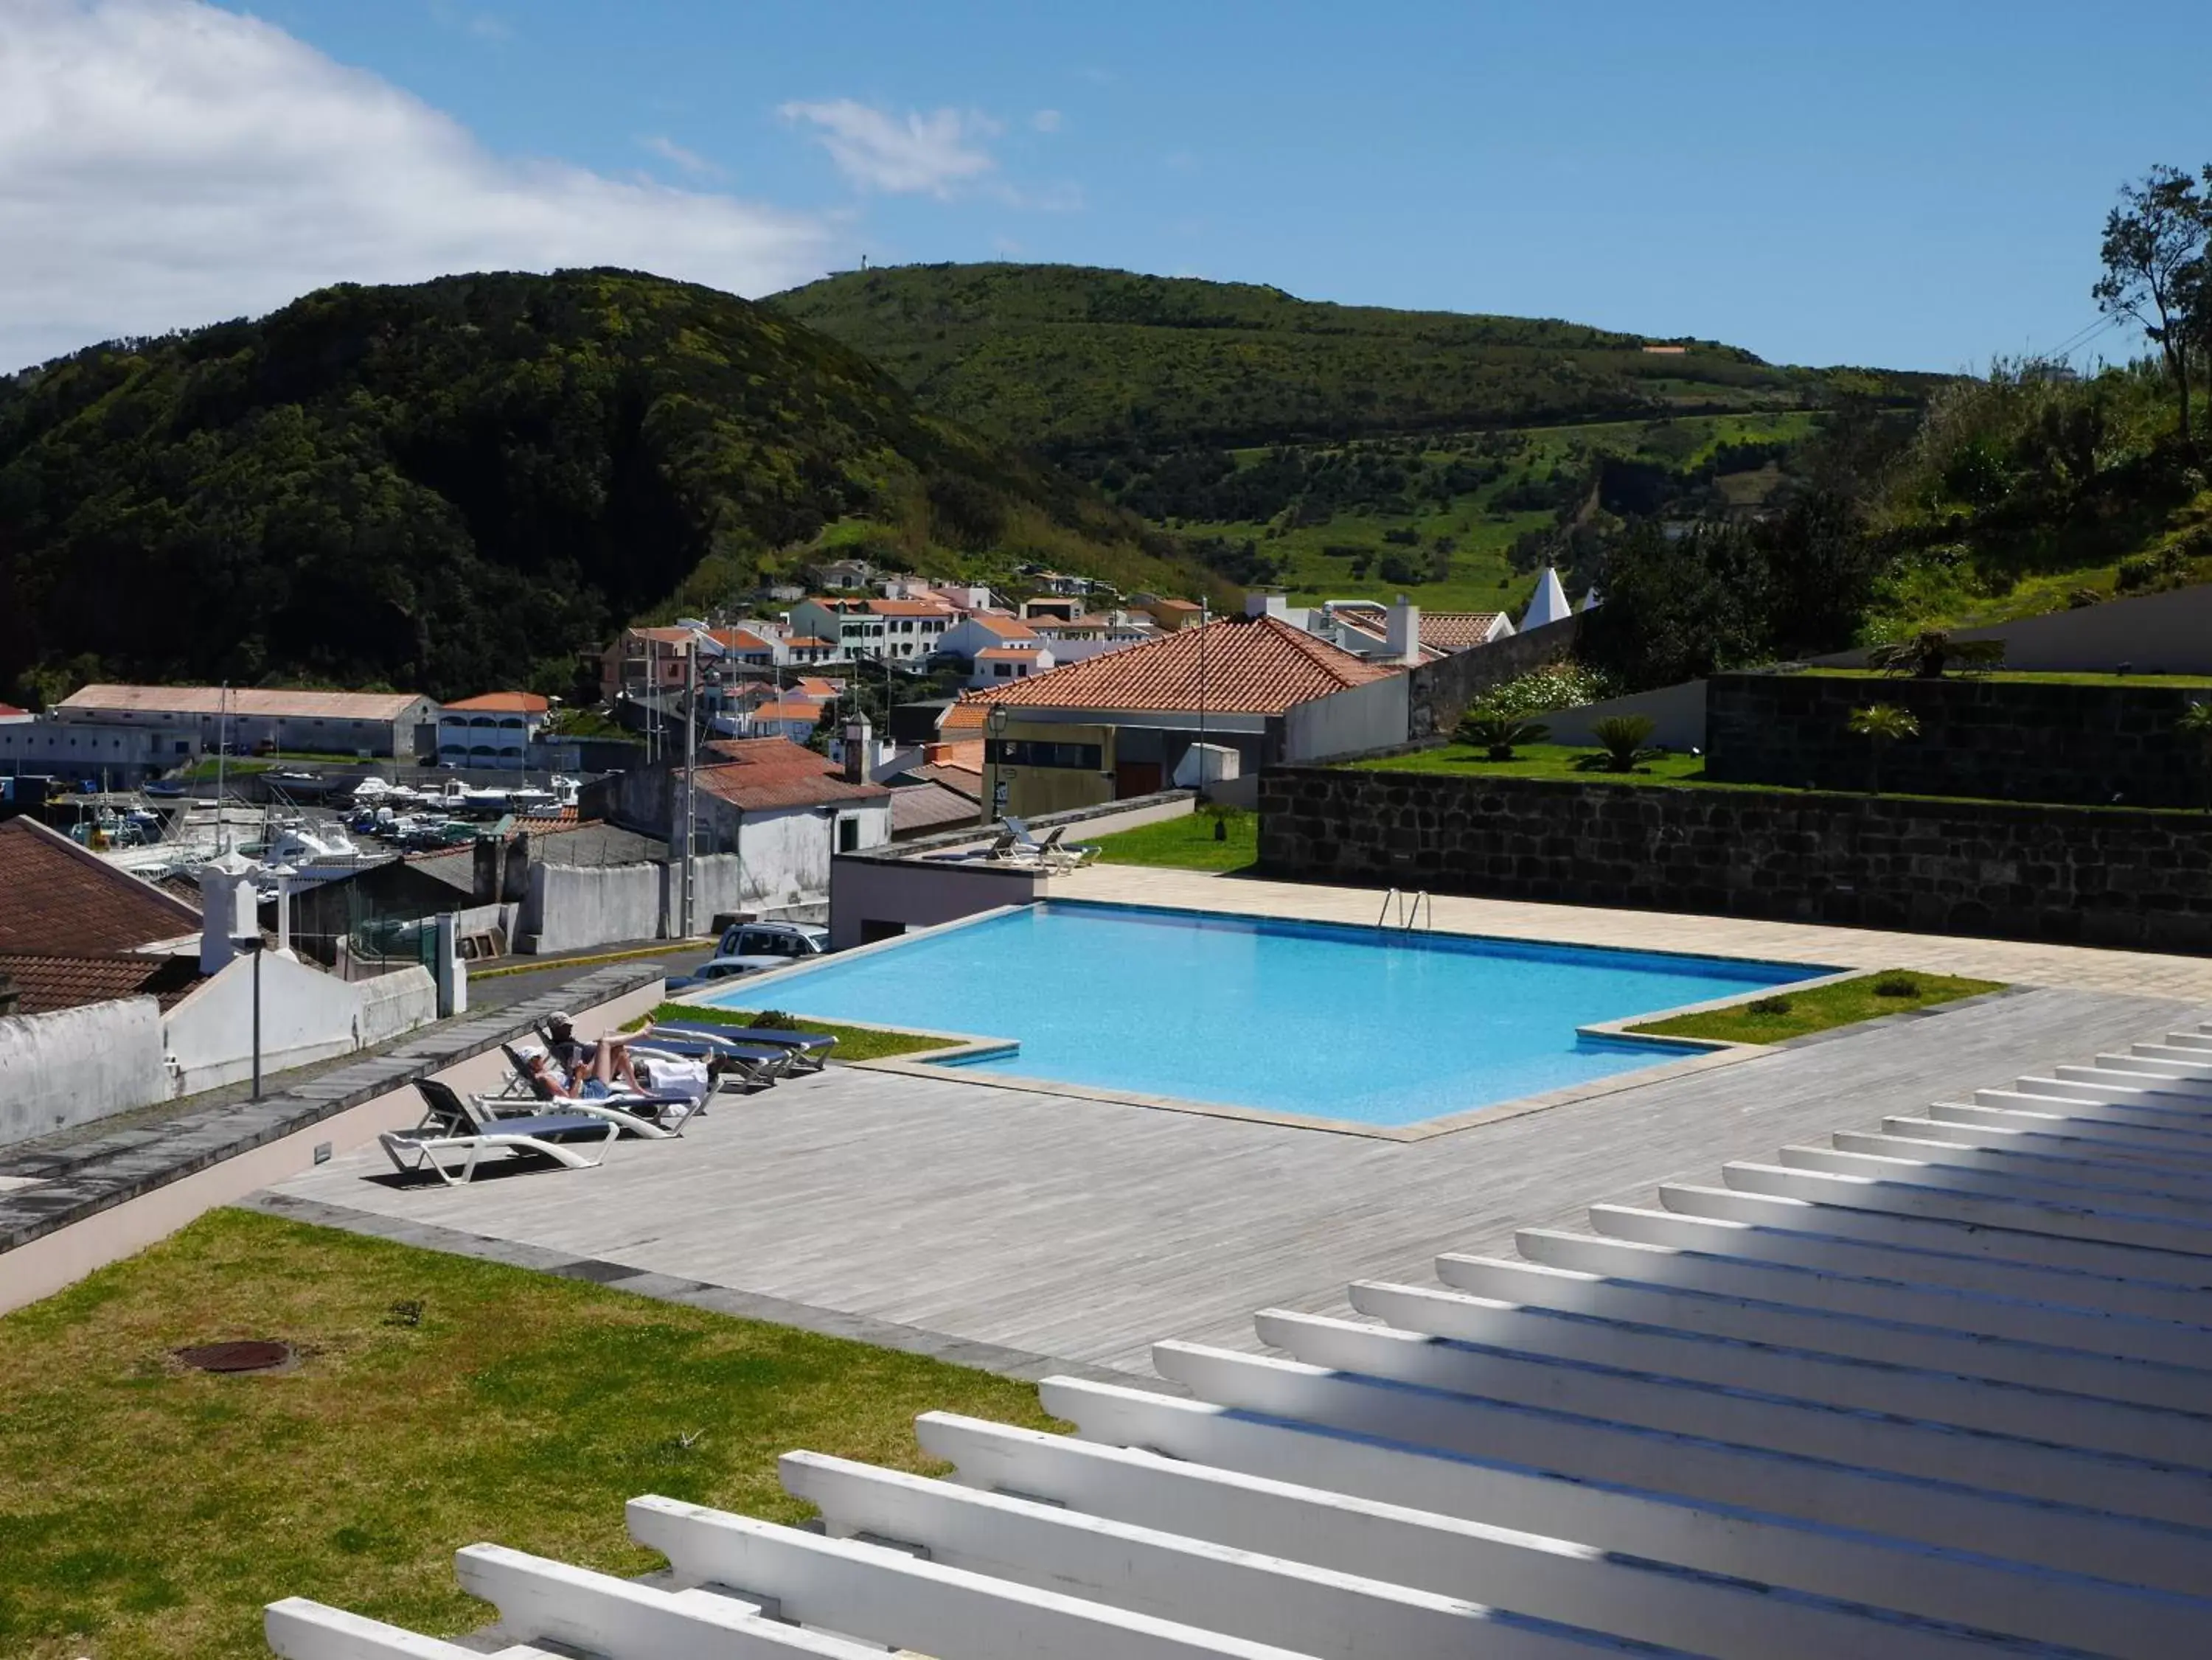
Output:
[
  {"xmin": 992, "ymin": 663, "xmax": 1012, "ymax": 678},
  {"xmin": 838, "ymin": 816, "xmax": 861, "ymax": 854},
  {"xmin": 986, "ymin": 739, "xmax": 1102, "ymax": 770}
]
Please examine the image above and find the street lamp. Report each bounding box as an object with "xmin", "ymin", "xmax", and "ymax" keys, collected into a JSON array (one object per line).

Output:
[{"xmin": 232, "ymin": 934, "xmax": 265, "ymax": 1101}]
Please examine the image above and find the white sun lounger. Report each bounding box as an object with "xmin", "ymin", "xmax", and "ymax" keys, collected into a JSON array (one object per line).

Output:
[{"xmin": 379, "ymin": 1081, "xmax": 619, "ymax": 1186}]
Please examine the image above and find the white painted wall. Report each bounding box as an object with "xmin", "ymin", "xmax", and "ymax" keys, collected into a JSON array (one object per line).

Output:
[
  {"xmin": 737, "ymin": 801, "xmax": 891, "ymax": 911},
  {"xmin": 1541, "ymin": 679, "xmax": 1710, "ymax": 751},
  {"xmin": 1284, "ymin": 674, "xmax": 1411, "ymax": 761},
  {"xmin": 0, "ymin": 998, "xmax": 167, "ymax": 1147},
  {"xmin": 161, "ymin": 955, "xmax": 437, "ymax": 1097},
  {"xmin": 524, "ymin": 860, "xmax": 664, "ymax": 954}
]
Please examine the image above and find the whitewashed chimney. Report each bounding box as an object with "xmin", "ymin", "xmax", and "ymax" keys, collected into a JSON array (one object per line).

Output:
[{"xmin": 1385, "ymin": 595, "xmax": 1422, "ymax": 666}]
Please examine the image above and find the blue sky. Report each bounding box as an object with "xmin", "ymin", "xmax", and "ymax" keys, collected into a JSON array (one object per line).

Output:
[{"xmin": 5, "ymin": 1, "xmax": 2208, "ymax": 372}]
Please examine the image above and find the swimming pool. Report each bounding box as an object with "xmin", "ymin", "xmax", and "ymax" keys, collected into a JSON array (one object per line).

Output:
[{"xmin": 704, "ymin": 902, "xmax": 1829, "ymax": 1128}]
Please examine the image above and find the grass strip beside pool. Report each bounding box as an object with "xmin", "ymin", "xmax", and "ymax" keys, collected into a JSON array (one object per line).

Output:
[
  {"xmin": 1091, "ymin": 810, "xmax": 1258, "ymax": 871},
  {"xmin": 1630, "ymin": 969, "xmax": 2006, "ymax": 1044},
  {"xmin": 641, "ymin": 1002, "xmax": 957, "ymax": 1061},
  {"xmin": 0, "ymin": 1208, "xmax": 1055, "ymax": 1659}
]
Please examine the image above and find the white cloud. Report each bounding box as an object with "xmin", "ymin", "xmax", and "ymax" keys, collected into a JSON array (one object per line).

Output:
[
  {"xmin": 0, "ymin": 0, "xmax": 837, "ymax": 372},
  {"xmin": 779, "ymin": 98, "xmax": 999, "ymax": 197},
  {"xmin": 1031, "ymin": 108, "xmax": 1062, "ymax": 133},
  {"xmin": 639, "ymin": 133, "xmax": 722, "ymax": 178}
]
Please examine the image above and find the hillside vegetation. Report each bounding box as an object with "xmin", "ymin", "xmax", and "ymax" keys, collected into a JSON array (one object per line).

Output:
[
  {"xmin": 776, "ymin": 263, "xmax": 1938, "ymax": 616},
  {"xmin": 0, "ymin": 269, "xmax": 1211, "ymax": 704}
]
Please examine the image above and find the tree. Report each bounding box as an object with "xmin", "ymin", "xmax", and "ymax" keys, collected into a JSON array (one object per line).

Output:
[
  {"xmin": 1847, "ymin": 703, "xmax": 1920, "ymax": 795},
  {"xmin": 1864, "ymin": 629, "xmax": 2007, "ymax": 679},
  {"xmin": 2093, "ymin": 166, "xmax": 2210, "ymax": 451},
  {"xmin": 2180, "ymin": 700, "xmax": 2212, "ymax": 813}
]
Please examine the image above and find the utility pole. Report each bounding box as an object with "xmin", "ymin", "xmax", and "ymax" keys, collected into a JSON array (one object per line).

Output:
[
  {"xmin": 216, "ymin": 682, "xmax": 230, "ymax": 854},
  {"xmin": 678, "ymin": 640, "xmax": 698, "ymax": 939}
]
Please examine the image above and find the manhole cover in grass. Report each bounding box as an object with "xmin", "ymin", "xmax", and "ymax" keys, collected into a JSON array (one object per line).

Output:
[{"xmin": 175, "ymin": 1339, "xmax": 293, "ymax": 1373}]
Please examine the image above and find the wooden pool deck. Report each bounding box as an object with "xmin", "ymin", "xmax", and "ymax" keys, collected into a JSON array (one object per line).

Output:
[{"xmin": 270, "ymin": 869, "xmax": 2210, "ymax": 1375}]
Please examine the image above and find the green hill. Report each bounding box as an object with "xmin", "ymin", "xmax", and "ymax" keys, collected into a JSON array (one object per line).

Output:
[
  {"xmin": 0, "ymin": 269, "xmax": 1211, "ymax": 704},
  {"xmin": 773, "ymin": 262, "xmax": 1935, "ymax": 454},
  {"xmin": 773, "ymin": 263, "xmax": 1943, "ymax": 615}
]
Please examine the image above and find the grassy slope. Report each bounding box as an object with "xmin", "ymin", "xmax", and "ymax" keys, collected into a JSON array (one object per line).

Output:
[
  {"xmin": 771, "ymin": 265, "xmax": 1898, "ymax": 615},
  {"xmin": 1091, "ymin": 811, "xmax": 1259, "ymax": 871},
  {"xmin": 641, "ymin": 1001, "xmax": 954, "ymax": 1061},
  {"xmin": 771, "ymin": 264, "xmax": 1910, "ymax": 450},
  {"xmin": 0, "ymin": 1209, "xmax": 1054, "ymax": 1659},
  {"xmin": 1632, "ymin": 970, "xmax": 2006, "ymax": 1042}
]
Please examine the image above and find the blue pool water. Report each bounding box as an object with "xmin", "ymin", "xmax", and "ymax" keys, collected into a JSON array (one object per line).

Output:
[{"xmin": 705, "ymin": 902, "xmax": 1828, "ymax": 1127}]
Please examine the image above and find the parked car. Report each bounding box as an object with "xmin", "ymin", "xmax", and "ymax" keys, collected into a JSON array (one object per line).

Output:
[
  {"xmin": 664, "ymin": 955, "xmax": 786, "ymax": 993},
  {"xmin": 714, "ymin": 919, "xmax": 829, "ymax": 962}
]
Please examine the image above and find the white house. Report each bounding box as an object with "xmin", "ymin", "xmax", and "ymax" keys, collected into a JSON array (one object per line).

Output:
[
  {"xmin": 968, "ymin": 644, "xmax": 1056, "ymax": 688},
  {"xmin": 939, "ymin": 613, "xmax": 1043, "ymax": 663},
  {"xmin": 788, "ymin": 597, "xmax": 956, "ymax": 663},
  {"xmin": 437, "ymin": 692, "xmax": 552, "ymax": 770}
]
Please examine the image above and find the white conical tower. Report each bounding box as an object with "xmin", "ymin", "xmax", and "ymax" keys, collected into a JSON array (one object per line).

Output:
[
  {"xmin": 1523, "ymin": 565, "xmax": 1573, "ymax": 630},
  {"xmin": 1578, "ymin": 585, "xmax": 1602, "ymax": 613}
]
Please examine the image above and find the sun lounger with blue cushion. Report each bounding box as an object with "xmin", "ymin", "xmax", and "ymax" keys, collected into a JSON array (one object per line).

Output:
[
  {"xmin": 649, "ymin": 1019, "xmax": 838, "ymax": 1070},
  {"xmin": 380, "ymin": 1080, "xmax": 618, "ymax": 1185}
]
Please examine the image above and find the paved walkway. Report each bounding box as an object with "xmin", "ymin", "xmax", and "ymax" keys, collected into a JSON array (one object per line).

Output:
[
  {"xmin": 1057, "ymin": 865, "xmax": 2212, "ymax": 999},
  {"xmin": 272, "ymin": 977, "xmax": 2205, "ymax": 1375}
]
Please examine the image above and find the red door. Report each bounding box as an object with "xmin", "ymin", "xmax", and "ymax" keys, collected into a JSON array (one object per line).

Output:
[{"xmin": 1115, "ymin": 761, "xmax": 1163, "ymax": 799}]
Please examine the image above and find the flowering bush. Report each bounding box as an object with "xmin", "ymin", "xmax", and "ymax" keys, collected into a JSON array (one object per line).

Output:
[{"xmin": 1471, "ymin": 660, "xmax": 1620, "ymax": 719}]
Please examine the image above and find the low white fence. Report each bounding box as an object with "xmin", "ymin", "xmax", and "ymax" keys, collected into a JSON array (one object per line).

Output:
[{"xmin": 0, "ymin": 998, "xmax": 169, "ymax": 1148}]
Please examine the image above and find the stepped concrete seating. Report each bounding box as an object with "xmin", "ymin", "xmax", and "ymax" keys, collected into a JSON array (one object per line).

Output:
[{"xmin": 270, "ymin": 1016, "xmax": 2212, "ymax": 1659}]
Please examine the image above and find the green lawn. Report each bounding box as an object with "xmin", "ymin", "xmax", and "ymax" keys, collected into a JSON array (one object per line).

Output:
[
  {"xmin": 1630, "ymin": 969, "xmax": 2006, "ymax": 1044},
  {"xmin": 1349, "ymin": 742, "xmax": 1714, "ymax": 784},
  {"xmin": 0, "ymin": 1210, "xmax": 1055, "ymax": 1659},
  {"xmin": 1091, "ymin": 810, "xmax": 1259, "ymax": 871},
  {"xmin": 639, "ymin": 1002, "xmax": 956, "ymax": 1061}
]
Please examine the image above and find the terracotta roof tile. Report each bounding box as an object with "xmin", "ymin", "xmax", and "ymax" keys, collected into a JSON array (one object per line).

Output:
[
  {"xmin": 1419, "ymin": 613, "xmax": 1510, "ymax": 652},
  {"xmin": 866, "ymin": 598, "xmax": 955, "ymax": 617},
  {"xmin": 891, "ymin": 781, "xmax": 983, "ymax": 835},
  {"xmin": 58, "ymin": 684, "xmax": 424, "ymax": 719},
  {"xmin": 0, "ymin": 950, "xmax": 203, "ymax": 1014},
  {"xmin": 442, "ymin": 691, "xmax": 549, "ymax": 713},
  {"xmin": 963, "ymin": 615, "xmax": 1038, "ymax": 641},
  {"xmin": 963, "ymin": 615, "xmax": 1397, "ymax": 717},
  {"xmin": 0, "ymin": 817, "xmax": 206, "ymax": 954},
  {"xmin": 692, "ymin": 737, "xmax": 891, "ymax": 811}
]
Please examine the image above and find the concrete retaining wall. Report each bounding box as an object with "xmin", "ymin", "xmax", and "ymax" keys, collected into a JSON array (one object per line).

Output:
[
  {"xmin": 1258, "ymin": 765, "xmax": 2212, "ymax": 952},
  {"xmin": 1285, "ymin": 674, "xmax": 1411, "ymax": 761},
  {"xmin": 1540, "ymin": 680, "xmax": 1709, "ymax": 752},
  {"xmin": 161, "ymin": 953, "xmax": 437, "ymax": 1097},
  {"xmin": 0, "ymin": 998, "xmax": 167, "ymax": 1148},
  {"xmin": 1820, "ymin": 582, "xmax": 2212, "ymax": 676},
  {"xmin": 523, "ymin": 859, "xmax": 664, "ymax": 953}
]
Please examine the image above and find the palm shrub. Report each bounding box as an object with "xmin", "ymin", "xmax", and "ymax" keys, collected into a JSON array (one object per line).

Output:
[
  {"xmin": 1456, "ymin": 709, "xmax": 1550, "ymax": 761},
  {"xmin": 1590, "ymin": 714, "xmax": 1657, "ymax": 773},
  {"xmin": 1847, "ymin": 702, "xmax": 1921, "ymax": 794},
  {"xmin": 2180, "ymin": 700, "xmax": 2212, "ymax": 812}
]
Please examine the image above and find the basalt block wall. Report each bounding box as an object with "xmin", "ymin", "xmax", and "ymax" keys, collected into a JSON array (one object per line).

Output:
[
  {"xmin": 1707, "ymin": 672, "xmax": 2211, "ymax": 809},
  {"xmin": 1258, "ymin": 766, "xmax": 2212, "ymax": 953}
]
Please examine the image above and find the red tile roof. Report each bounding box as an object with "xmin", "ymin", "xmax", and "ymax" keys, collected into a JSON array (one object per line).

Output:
[
  {"xmin": 709, "ymin": 628, "xmax": 778, "ymax": 652},
  {"xmin": 785, "ymin": 636, "xmax": 834, "ymax": 649},
  {"xmin": 963, "ymin": 615, "xmax": 1397, "ymax": 717},
  {"xmin": 891, "ymin": 781, "xmax": 984, "ymax": 836},
  {"xmin": 442, "ymin": 691, "xmax": 549, "ymax": 713},
  {"xmin": 58, "ymin": 684, "xmax": 425, "ymax": 719},
  {"xmin": 692, "ymin": 737, "xmax": 891, "ymax": 811},
  {"xmin": 961, "ymin": 615, "xmax": 1038, "ymax": 641},
  {"xmin": 867, "ymin": 598, "xmax": 954, "ymax": 617},
  {"xmin": 1419, "ymin": 613, "xmax": 1509, "ymax": 652},
  {"xmin": 0, "ymin": 950, "xmax": 204, "ymax": 1014},
  {"xmin": 0, "ymin": 817, "xmax": 205, "ymax": 954}
]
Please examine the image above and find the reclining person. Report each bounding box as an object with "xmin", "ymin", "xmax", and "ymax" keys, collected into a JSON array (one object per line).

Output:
[{"xmin": 518, "ymin": 1035, "xmax": 652, "ymax": 1101}]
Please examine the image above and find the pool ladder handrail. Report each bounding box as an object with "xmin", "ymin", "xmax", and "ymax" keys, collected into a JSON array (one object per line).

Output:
[{"xmin": 1377, "ymin": 888, "xmax": 1433, "ymax": 931}]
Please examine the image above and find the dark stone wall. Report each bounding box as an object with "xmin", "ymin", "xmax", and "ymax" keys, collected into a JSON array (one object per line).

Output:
[
  {"xmin": 1407, "ymin": 614, "xmax": 1582, "ymax": 737},
  {"xmin": 1259, "ymin": 766, "xmax": 2212, "ymax": 954},
  {"xmin": 1708, "ymin": 672, "xmax": 2211, "ymax": 809}
]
